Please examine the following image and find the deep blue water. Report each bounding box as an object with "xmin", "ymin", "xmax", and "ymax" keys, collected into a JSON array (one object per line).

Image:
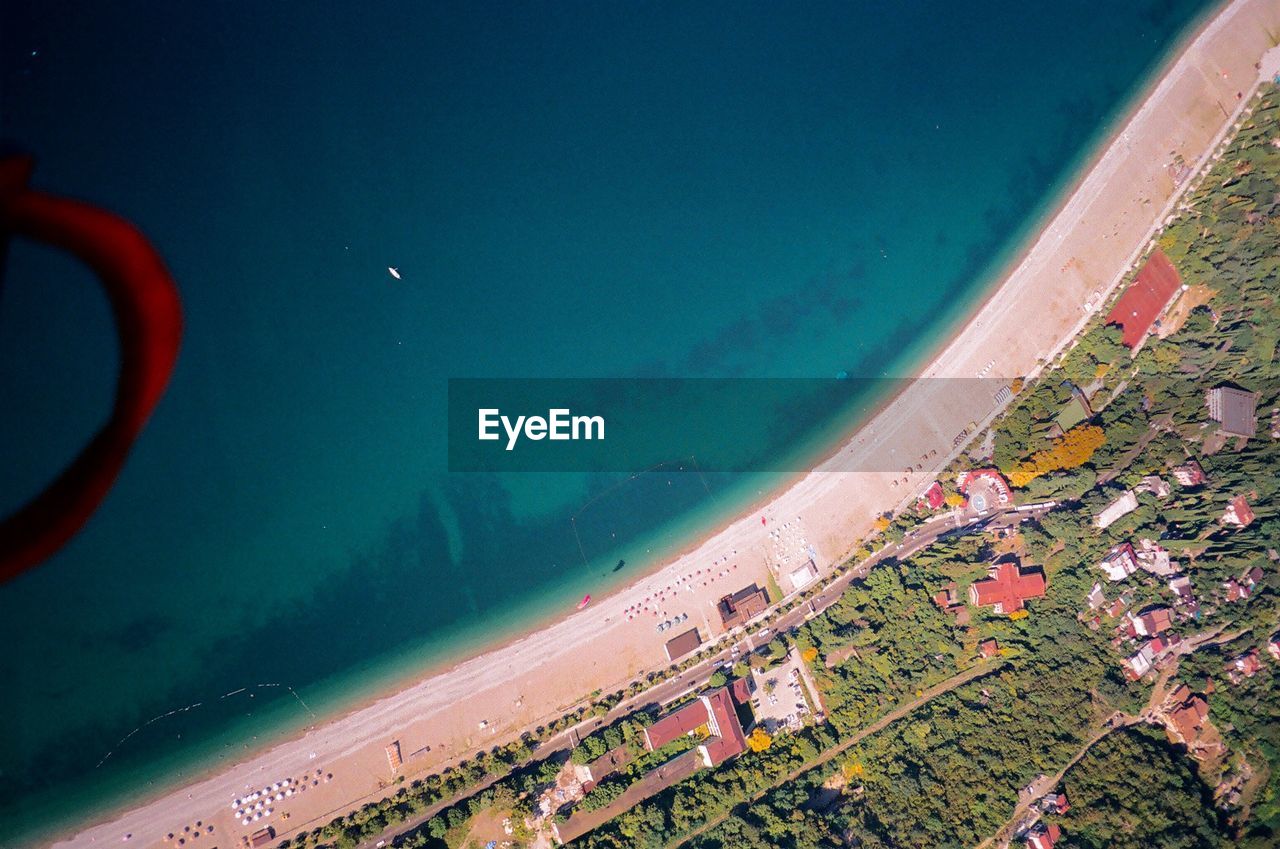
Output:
[{"xmin": 0, "ymin": 0, "xmax": 1213, "ymax": 841}]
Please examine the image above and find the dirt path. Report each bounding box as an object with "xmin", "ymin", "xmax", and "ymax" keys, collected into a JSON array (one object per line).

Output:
[
  {"xmin": 973, "ymin": 624, "xmax": 1251, "ymax": 849},
  {"xmin": 666, "ymin": 660, "xmax": 1007, "ymax": 849}
]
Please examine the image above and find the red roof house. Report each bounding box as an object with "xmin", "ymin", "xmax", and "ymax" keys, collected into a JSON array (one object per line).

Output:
[
  {"xmin": 1226, "ymin": 649, "xmax": 1263, "ymax": 683},
  {"xmin": 1130, "ymin": 606, "xmax": 1174, "ymax": 637},
  {"xmin": 698, "ymin": 687, "xmax": 749, "ymax": 767},
  {"xmin": 643, "ymin": 700, "xmax": 711, "ymax": 751},
  {"xmin": 1167, "ymin": 693, "xmax": 1210, "ymax": 746},
  {"xmin": 1172, "ymin": 460, "xmax": 1207, "ymax": 487},
  {"xmin": 1026, "ymin": 823, "xmax": 1062, "ymax": 849},
  {"xmin": 644, "ymin": 686, "xmax": 749, "ymax": 768},
  {"xmin": 1042, "ymin": 792, "xmax": 1070, "ymax": 815},
  {"xmin": 978, "ymin": 638, "xmax": 1000, "ymax": 658},
  {"xmin": 922, "ymin": 481, "xmax": 946, "ymax": 511},
  {"xmin": 968, "ymin": 561, "xmax": 1047, "ymax": 614},
  {"xmin": 1106, "ymin": 248, "xmax": 1182, "ymax": 348},
  {"xmin": 1222, "ymin": 495, "xmax": 1256, "ymax": 528}
]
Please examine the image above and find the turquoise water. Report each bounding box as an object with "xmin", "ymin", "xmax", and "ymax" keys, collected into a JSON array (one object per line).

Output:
[{"xmin": 0, "ymin": 0, "xmax": 1214, "ymax": 841}]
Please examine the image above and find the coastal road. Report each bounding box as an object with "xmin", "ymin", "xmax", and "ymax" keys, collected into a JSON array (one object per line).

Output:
[{"xmin": 358, "ymin": 503, "xmax": 1055, "ymax": 848}]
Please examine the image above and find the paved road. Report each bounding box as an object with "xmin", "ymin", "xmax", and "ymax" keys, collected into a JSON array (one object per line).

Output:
[{"xmin": 361, "ymin": 503, "xmax": 1055, "ymax": 848}]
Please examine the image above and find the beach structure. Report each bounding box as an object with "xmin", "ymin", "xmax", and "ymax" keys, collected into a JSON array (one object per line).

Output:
[
  {"xmin": 385, "ymin": 740, "xmax": 402, "ymax": 773},
  {"xmin": 920, "ymin": 481, "xmax": 946, "ymax": 511},
  {"xmin": 787, "ymin": 559, "xmax": 819, "ymax": 592},
  {"xmin": 968, "ymin": 560, "xmax": 1046, "ymax": 614},
  {"xmin": 717, "ymin": 584, "xmax": 769, "ymax": 630},
  {"xmin": 248, "ymin": 827, "xmax": 276, "ymax": 848},
  {"xmin": 664, "ymin": 627, "xmax": 703, "ymax": 662},
  {"xmin": 1105, "ymin": 248, "xmax": 1183, "ymax": 349},
  {"xmin": 1206, "ymin": 385, "xmax": 1258, "ymax": 437},
  {"xmin": 1093, "ymin": 490, "xmax": 1138, "ymax": 529}
]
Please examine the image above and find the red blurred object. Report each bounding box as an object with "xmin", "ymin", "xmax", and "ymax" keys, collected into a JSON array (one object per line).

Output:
[{"xmin": 0, "ymin": 156, "xmax": 182, "ymax": 583}]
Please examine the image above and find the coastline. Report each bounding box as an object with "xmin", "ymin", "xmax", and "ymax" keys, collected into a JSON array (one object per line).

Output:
[{"xmin": 42, "ymin": 0, "xmax": 1280, "ymax": 846}]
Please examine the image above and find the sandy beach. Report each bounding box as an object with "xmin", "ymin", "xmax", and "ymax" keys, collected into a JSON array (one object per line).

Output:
[{"xmin": 48, "ymin": 1, "xmax": 1280, "ymax": 846}]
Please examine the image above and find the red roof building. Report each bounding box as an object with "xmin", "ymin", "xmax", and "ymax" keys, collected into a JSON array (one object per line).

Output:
[
  {"xmin": 1226, "ymin": 649, "xmax": 1263, "ymax": 683},
  {"xmin": 1130, "ymin": 606, "xmax": 1174, "ymax": 637},
  {"xmin": 717, "ymin": 584, "xmax": 769, "ymax": 630},
  {"xmin": 968, "ymin": 561, "xmax": 1047, "ymax": 614},
  {"xmin": 1107, "ymin": 596, "xmax": 1129, "ymax": 618},
  {"xmin": 1222, "ymin": 495, "xmax": 1256, "ymax": 528},
  {"xmin": 1106, "ymin": 248, "xmax": 1182, "ymax": 348},
  {"xmin": 643, "ymin": 700, "xmax": 711, "ymax": 751},
  {"xmin": 1041, "ymin": 792, "xmax": 1070, "ymax": 815},
  {"xmin": 1172, "ymin": 459, "xmax": 1207, "ymax": 487},
  {"xmin": 1166, "ymin": 692, "xmax": 1210, "ymax": 746},
  {"xmin": 1026, "ymin": 823, "xmax": 1062, "ymax": 849},
  {"xmin": 644, "ymin": 685, "xmax": 749, "ymax": 768},
  {"xmin": 1223, "ymin": 577, "xmax": 1249, "ymax": 603},
  {"xmin": 698, "ymin": 687, "xmax": 749, "ymax": 767},
  {"xmin": 978, "ymin": 638, "xmax": 1000, "ymax": 658},
  {"xmin": 922, "ymin": 481, "xmax": 946, "ymax": 511}
]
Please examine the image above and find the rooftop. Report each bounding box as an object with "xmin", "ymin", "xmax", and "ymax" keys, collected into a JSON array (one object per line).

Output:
[
  {"xmin": 968, "ymin": 560, "xmax": 1046, "ymax": 614},
  {"xmin": 699, "ymin": 687, "xmax": 749, "ymax": 767},
  {"xmin": 664, "ymin": 627, "xmax": 703, "ymax": 662},
  {"xmin": 1207, "ymin": 385, "xmax": 1258, "ymax": 437},
  {"xmin": 717, "ymin": 584, "xmax": 769, "ymax": 629},
  {"xmin": 643, "ymin": 699, "xmax": 710, "ymax": 752}
]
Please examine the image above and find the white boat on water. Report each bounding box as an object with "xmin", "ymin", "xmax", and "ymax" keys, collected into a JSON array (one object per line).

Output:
[{"xmin": 388, "ymin": 266, "xmax": 401, "ymax": 280}]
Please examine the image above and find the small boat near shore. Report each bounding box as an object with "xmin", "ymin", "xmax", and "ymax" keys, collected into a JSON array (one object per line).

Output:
[{"xmin": 576, "ymin": 594, "xmax": 591, "ymax": 610}]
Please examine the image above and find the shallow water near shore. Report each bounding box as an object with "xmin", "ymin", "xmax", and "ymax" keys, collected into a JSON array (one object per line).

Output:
[{"xmin": 0, "ymin": 0, "xmax": 1215, "ymax": 841}]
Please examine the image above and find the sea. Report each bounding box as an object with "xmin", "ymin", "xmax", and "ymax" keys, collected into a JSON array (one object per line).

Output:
[{"xmin": 0, "ymin": 0, "xmax": 1215, "ymax": 842}]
